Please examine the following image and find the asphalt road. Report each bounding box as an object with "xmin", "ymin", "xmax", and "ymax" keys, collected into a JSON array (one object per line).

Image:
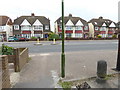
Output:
[{"xmin": 0, "ymin": 40, "xmax": 118, "ymax": 54}]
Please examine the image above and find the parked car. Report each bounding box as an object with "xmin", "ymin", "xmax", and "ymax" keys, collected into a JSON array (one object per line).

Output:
[
  {"xmin": 18, "ymin": 37, "xmax": 29, "ymax": 41},
  {"xmin": 8, "ymin": 36, "xmax": 19, "ymax": 42}
]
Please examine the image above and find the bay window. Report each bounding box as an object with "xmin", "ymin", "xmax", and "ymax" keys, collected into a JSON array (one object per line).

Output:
[
  {"xmin": 21, "ymin": 25, "xmax": 31, "ymax": 30},
  {"xmin": 75, "ymin": 26, "xmax": 83, "ymax": 30}
]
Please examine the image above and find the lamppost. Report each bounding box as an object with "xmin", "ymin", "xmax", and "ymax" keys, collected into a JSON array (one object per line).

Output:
[
  {"xmin": 61, "ymin": 0, "xmax": 65, "ymax": 78},
  {"xmin": 116, "ymin": 24, "xmax": 120, "ymax": 71}
]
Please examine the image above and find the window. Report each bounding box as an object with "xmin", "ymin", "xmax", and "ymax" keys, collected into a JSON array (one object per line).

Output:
[
  {"xmin": 45, "ymin": 25, "xmax": 49, "ymax": 30},
  {"xmin": 65, "ymin": 26, "xmax": 73, "ymax": 30},
  {"xmin": 14, "ymin": 25, "xmax": 19, "ymax": 30},
  {"xmin": 75, "ymin": 33, "xmax": 83, "ymax": 38},
  {"xmin": 100, "ymin": 27, "xmax": 106, "ymax": 31},
  {"xmin": 95, "ymin": 27, "xmax": 99, "ymax": 30},
  {"xmin": 66, "ymin": 33, "xmax": 72, "ymax": 37},
  {"xmin": 75, "ymin": 26, "xmax": 83, "ymax": 30},
  {"xmin": 84, "ymin": 26, "xmax": 88, "ymax": 30},
  {"xmin": 34, "ymin": 34, "xmax": 42, "ymax": 38},
  {"xmin": 34, "ymin": 25, "xmax": 43, "ymax": 30},
  {"xmin": 21, "ymin": 25, "xmax": 31, "ymax": 30},
  {"xmin": 59, "ymin": 25, "xmax": 62, "ymax": 30}
]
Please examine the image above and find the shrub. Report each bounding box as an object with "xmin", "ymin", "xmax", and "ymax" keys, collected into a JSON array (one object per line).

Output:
[
  {"xmin": 31, "ymin": 37, "xmax": 37, "ymax": 39},
  {"xmin": 2, "ymin": 44, "xmax": 14, "ymax": 55},
  {"xmin": 112, "ymin": 34, "xmax": 117, "ymax": 38},
  {"xmin": 48, "ymin": 33, "xmax": 59, "ymax": 40},
  {"xmin": 97, "ymin": 35, "xmax": 102, "ymax": 38}
]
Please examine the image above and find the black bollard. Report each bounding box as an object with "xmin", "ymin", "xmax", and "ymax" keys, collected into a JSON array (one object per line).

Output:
[
  {"xmin": 116, "ymin": 34, "xmax": 120, "ymax": 71},
  {"xmin": 97, "ymin": 60, "xmax": 107, "ymax": 78}
]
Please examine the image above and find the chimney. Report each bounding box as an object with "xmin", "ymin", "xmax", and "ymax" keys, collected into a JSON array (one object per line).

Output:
[
  {"xmin": 69, "ymin": 14, "xmax": 72, "ymax": 17},
  {"xmin": 31, "ymin": 13, "xmax": 35, "ymax": 16},
  {"xmin": 99, "ymin": 16, "xmax": 103, "ymax": 19}
]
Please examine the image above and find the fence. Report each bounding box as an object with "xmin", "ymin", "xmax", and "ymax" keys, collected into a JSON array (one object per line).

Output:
[
  {"xmin": 8, "ymin": 48, "xmax": 29, "ymax": 72},
  {"xmin": 0, "ymin": 55, "xmax": 11, "ymax": 89}
]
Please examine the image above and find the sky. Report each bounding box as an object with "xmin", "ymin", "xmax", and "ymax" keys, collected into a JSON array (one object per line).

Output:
[{"xmin": 0, "ymin": 0, "xmax": 119, "ymax": 31}]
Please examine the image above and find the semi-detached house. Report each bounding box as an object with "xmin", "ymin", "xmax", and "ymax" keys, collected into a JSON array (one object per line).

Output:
[
  {"xmin": 13, "ymin": 13, "xmax": 51, "ymax": 39},
  {"xmin": 88, "ymin": 17, "xmax": 118, "ymax": 38},
  {"xmin": 55, "ymin": 14, "xmax": 89, "ymax": 38},
  {"xmin": 0, "ymin": 16, "xmax": 13, "ymax": 41}
]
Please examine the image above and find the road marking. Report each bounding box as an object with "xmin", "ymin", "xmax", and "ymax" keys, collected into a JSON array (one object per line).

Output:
[
  {"xmin": 29, "ymin": 53, "xmax": 50, "ymax": 57},
  {"xmin": 40, "ymin": 53, "xmax": 50, "ymax": 56},
  {"xmin": 51, "ymin": 70, "xmax": 62, "ymax": 88},
  {"xmin": 29, "ymin": 55, "xmax": 36, "ymax": 57}
]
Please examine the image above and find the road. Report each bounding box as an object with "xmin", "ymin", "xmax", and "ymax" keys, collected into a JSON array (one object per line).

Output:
[
  {"xmin": 0, "ymin": 40, "xmax": 118, "ymax": 54},
  {"xmin": 1, "ymin": 40, "xmax": 119, "ymax": 88}
]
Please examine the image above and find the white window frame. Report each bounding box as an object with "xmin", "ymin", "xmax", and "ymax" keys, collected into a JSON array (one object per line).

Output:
[
  {"xmin": 33, "ymin": 25, "xmax": 43, "ymax": 30},
  {"xmin": 45, "ymin": 25, "xmax": 49, "ymax": 30},
  {"xmin": 14, "ymin": 25, "xmax": 19, "ymax": 30},
  {"xmin": 75, "ymin": 33, "xmax": 83, "ymax": 38},
  {"xmin": 65, "ymin": 26, "xmax": 73, "ymax": 30},
  {"xmin": 75, "ymin": 26, "xmax": 83, "ymax": 30},
  {"xmin": 100, "ymin": 27, "xmax": 106, "ymax": 31},
  {"xmin": 95, "ymin": 27, "xmax": 99, "ymax": 30},
  {"xmin": 21, "ymin": 25, "xmax": 31, "ymax": 30},
  {"xmin": 84, "ymin": 26, "xmax": 88, "ymax": 30}
]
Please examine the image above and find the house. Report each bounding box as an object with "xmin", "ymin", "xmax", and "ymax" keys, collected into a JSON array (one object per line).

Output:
[
  {"xmin": 88, "ymin": 17, "xmax": 118, "ymax": 38},
  {"xmin": 55, "ymin": 14, "xmax": 89, "ymax": 38},
  {"xmin": 0, "ymin": 16, "xmax": 13, "ymax": 41},
  {"xmin": 13, "ymin": 13, "xmax": 51, "ymax": 39}
]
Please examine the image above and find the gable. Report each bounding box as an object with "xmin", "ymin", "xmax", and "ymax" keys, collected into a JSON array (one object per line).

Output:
[
  {"xmin": 76, "ymin": 20, "xmax": 83, "ymax": 26},
  {"xmin": 102, "ymin": 23, "xmax": 106, "ymax": 26},
  {"xmin": 109, "ymin": 22, "xmax": 116, "ymax": 27},
  {"xmin": 21, "ymin": 19, "xmax": 31, "ymax": 26},
  {"xmin": 33, "ymin": 19, "xmax": 43, "ymax": 26},
  {"xmin": 66, "ymin": 19, "xmax": 74, "ymax": 26}
]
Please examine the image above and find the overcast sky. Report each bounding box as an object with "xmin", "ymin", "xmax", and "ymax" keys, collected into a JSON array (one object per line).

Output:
[{"xmin": 0, "ymin": 0, "xmax": 119, "ymax": 30}]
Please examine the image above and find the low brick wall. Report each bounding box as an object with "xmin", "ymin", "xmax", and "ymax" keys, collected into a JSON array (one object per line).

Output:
[{"xmin": 0, "ymin": 55, "xmax": 11, "ymax": 89}]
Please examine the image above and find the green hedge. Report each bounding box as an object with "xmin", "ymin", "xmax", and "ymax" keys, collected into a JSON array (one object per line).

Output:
[{"xmin": 2, "ymin": 44, "xmax": 14, "ymax": 55}]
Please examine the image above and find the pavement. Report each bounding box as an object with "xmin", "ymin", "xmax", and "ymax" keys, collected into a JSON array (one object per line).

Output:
[{"xmin": 8, "ymin": 49, "xmax": 120, "ymax": 89}]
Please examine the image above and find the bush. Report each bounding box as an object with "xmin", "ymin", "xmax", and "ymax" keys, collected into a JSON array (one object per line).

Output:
[
  {"xmin": 97, "ymin": 35, "xmax": 102, "ymax": 38},
  {"xmin": 2, "ymin": 44, "xmax": 14, "ymax": 55},
  {"xmin": 112, "ymin": 34, "xmax": 117, "ymax": 38},
  {"xmin": 48, "ymin": 33, "xmax": 59, "ymax": 40},
  {"xmin": 31, "ymin": 37, "xmax": 37, "ymax": 39}
]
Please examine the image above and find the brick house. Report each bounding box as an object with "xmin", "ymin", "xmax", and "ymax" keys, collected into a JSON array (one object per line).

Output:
[
  {"xmin": 88, "ymin": 17, "xmax": 118, "ymax": 38},
  {"xmin": 0, "ymin": 16, "xmax": 13, "ymax": 41},
  {"xmin": 55, "ymin": 14, "xmax": 89, "ymax": 38},
  {"xmin": 13, "ymin": 13, "xmax": 51, "ymax": 39}
]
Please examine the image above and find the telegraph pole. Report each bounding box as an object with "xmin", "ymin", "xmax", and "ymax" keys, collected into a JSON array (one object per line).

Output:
[{"xmin": 61, "ymin": 0, "xmax": 65, "ymax": 78}]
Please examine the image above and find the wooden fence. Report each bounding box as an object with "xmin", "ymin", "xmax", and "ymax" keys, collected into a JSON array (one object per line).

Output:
[{"xmin": 8, "ymin": 48, "xmax": 29, "ymax": 72}]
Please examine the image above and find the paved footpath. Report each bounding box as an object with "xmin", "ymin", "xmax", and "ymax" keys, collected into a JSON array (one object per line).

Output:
[{"xmin": 13, "ymin": 50, "xmax": 119, "ymax": 88}]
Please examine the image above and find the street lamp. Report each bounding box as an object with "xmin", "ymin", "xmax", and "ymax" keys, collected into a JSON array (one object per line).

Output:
[
  {"xmin": 116, "ymin": 24, "xmax": 120, "ymax": 71},
  {"xmin": 61, "ymin": 0, "xmax": 65, "ymax": 78}
]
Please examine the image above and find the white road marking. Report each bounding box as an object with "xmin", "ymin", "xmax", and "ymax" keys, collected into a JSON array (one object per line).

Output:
[
  {"xmin": 29, "ymin": 53, "xmax": 50, "ymax": 57},
  {"xmin": 51, "ymin": 70, "xmax": 62, "ymax": 88},
  {"xmin": 40, "ymin": 53, "xmax": 50, "ymax": 56}
]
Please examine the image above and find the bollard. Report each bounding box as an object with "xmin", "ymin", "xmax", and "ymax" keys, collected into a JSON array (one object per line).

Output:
[{"xmin": 97, "ymin": 60, "xmax": 107, "ymax": 78}]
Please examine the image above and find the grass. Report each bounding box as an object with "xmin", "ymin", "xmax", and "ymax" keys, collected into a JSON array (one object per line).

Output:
[{"xmin": 58, "ymin": 73, "xmax": 119, "ymax": 89}]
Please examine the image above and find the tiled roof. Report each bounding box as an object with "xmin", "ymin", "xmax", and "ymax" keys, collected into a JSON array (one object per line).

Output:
[
  {"xmin": 55, "ymin": 14, "xmax": 88, "ymax": 26},
  {"xmin": 14, "ymin": 14, "xmax": 50, "ymax": 25},
  {"xmin": 88, "ymin": 17, "xmax": 117, "ymax": 27},
  {"xmin": 0, "ymin": 16, "xmax": 12, "ymax": 26}
]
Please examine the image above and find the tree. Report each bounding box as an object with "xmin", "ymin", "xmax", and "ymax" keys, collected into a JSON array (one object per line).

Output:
[{"xmin": 48, "ymin": 33, "xmax": 59, "ymax": 40}]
